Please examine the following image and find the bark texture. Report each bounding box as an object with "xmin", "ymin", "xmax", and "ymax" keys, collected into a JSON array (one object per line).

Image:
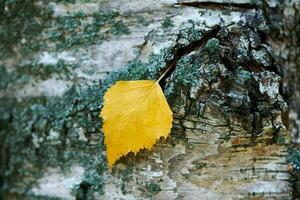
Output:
[{"xmin": 0, "ymin": 0, "xmax": 299, "ymax": 199}]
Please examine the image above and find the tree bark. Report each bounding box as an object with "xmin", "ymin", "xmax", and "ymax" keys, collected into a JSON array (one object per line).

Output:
[{"xmin": 0, "ymin": 0, "xmax": 299, "ymax": 199}]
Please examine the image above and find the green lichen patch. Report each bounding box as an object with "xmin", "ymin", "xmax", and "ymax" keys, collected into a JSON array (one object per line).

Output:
[
  {"xmin": 0, "ymin": 83, "xmax": 106, "ymax": 197},
  {"xmin": 0, "ymin": 60, "xmax": 78, "ymax": 89},
  {"xmin": 146, "ymin": 182, "xmax": 161, "ymax": 193},
  {"xmin": 288, "ymin": 147, "xmax": 300, "ymax": 172},
  {"xmin": 0, "ymin": 65, "xmax": 14, "ymax": 90},
  {"xmin": 135, "ymin": 15, "xmax": 151, "ymax": 27},
  {"xmin": 0, "ymin": 1, "xmax": 131, "ymax": 58},
  {"xmin": 161, "ymin": 16, "xmax": 174, "ymax": 29},
  {"xmin": 119, "ymin": 166, "xmax": 134, "ymax": 194},
  {"xmin": 44, "ymin": 9, "xmax": 130, "ymax": 52},
  {"xmin": 0, "ymin": 0, "xmax": 53, "ymax": 58},
  {"xmin": 170, "ymin": 55, "xmax": 201, "ymax": 87},
  {"xmin": 204, "ymin": 38, "xmax": 220, "ymax": 53},
  {"xmin": 137, "ymin": 181, "xmax": 161, "ymax": 198},
  {"xmin": 103, "ymin": 51, "xmax": 169, "ymax": 84}
]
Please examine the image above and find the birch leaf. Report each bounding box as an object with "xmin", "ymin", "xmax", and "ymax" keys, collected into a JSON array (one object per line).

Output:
[{"xmin": 100, "ymin": 80, "xmax": 173, "ymax": 169}]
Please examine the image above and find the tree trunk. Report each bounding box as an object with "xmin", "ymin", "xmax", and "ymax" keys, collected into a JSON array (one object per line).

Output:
[{"xmin": 0, "ymin": 0, "xmax": 299, "ymax": 199}]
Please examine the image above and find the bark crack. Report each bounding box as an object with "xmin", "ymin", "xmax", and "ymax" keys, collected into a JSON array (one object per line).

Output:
[
  {"xmin": 174, "ymin": 1, "xmax": 259, "ymax": 11},
  {"xmin": 158, "ymin": 25, "xmax": 221, "ymax": 86}
]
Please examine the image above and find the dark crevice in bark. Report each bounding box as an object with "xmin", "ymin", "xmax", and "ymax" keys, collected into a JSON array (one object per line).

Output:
[
  {"xmin": 62, "ymin": 121, "xmax": 68, "ymax": 148},
  {"xmin": 76, "ymin": 181, "xmax": 92, "ymax": 200},
  {"xmin": 219, "ymin": 51, "xmax": 235, "ymax": 71},
  {"xmin": 249, "ymin": 28, "xmax": 279, "ymax": 75},
  {"xmin": 159, "ymin": 25, "xmax": 221, "ymax": 86},
  {"xmin": 174, "ymin": 1, "xmax": 259, "ymax": 11},
  {"xmin": 183, "ymin": 90, "xmax": 193, "ymax": 119},
  {"xmin": 0, "ymin": 146, "xmax": 8, "ymax": 200},
  {"xmin": 248, "ymin": 84, "xmax": 267, "ymax": 136},
  {"xmin": 0, "ymin": 109, "xmax": 13, "ymax": 200}
]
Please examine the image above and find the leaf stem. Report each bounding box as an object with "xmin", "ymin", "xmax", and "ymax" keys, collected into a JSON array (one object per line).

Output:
[{"xmin": 156, "ymin": 60, "xmax": 176, "ymax": 83}]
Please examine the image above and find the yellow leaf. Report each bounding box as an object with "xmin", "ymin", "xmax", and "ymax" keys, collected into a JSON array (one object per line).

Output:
[{"xmin": 100, "ymin": 80, "xmax": 173, "ymax": 169}]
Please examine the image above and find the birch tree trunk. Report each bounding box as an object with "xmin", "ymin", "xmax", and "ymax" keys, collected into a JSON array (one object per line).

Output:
[{"xmin": 0, "ymin": 0, "xmax": 299, "ymax": 199}]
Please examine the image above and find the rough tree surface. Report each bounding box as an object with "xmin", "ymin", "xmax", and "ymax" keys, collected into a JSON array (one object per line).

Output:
[{"xmin": 0, "ymin": 0, "xmax": 299, "ymax": 199}]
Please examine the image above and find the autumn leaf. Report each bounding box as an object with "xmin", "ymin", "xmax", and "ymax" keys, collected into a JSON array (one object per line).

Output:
[{"xmin": 100, "ymin": 80, "xmax": 173, "ymax": 169}]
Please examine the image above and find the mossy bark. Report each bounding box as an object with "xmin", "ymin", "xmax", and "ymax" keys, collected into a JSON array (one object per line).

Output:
[{"xmin": 0, "ymin": 0, "xmax": 299, "ymax": 199}]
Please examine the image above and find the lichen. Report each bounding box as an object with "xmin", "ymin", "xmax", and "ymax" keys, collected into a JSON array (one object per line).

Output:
[
  {"xmin": 170, "ymin": 54, "xmax": 201, "ymax": 87},
  {"xmin": 0, "ymin": 1, "xmax": 131, "ymax": 58},
  {"xmin": 0, "ymin": 45, "xmax": 174, "ymax": 197},
  {"xmin": 161, "ymin": 16, "xmax": 174, "ymax": 29},
  {"xmin": 136, "ymin": 15, "xmax": 150, "ymax": 27},
  {"xmin": 145, "ymin": 182, "xmax": 161, "ymax": 193},
  {"xmin": 119, "ymin": 166, "xmax": 134, "ymax": 194},
  {"xmin": 0, "ymin": 83, "xmax": 105, "ymax": 197},
  {"xmin": 0, "ymin": 61, "xmax": 79, "ymax": 91},
  {"xmin": 0, "ymin": 0, "xmax": 53, "ymax": 58},
  {"xmin": 204, "ymin": 38, "xmax": 220, "ymax": 53},
  {"xmin": 288, "ymin": 147, "xmax": 300, "ymax": 172},
  {"xmin": 45, "ymin": 10, "xmax": 131, "ymax": 52}
]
